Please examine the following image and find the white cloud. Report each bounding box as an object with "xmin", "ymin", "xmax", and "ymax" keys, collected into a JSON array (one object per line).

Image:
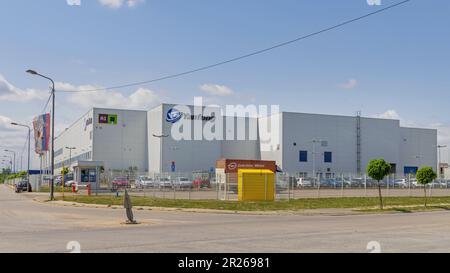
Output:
[
  {"xmin": 126, "ymin": 0, "xmax": 144, "ymax": 8},
  {"xmin": 0, "ymin": 115, "xmax": 29, "ymax": 155},
  {"xmin": 66, "ymin": 0, "xmax": 81, "ymax": 6},
  {"xmin": 373, "ymin": 110, "xmax": 401, "ymax": 120},
  {"xmin": 0, "ymin": 115, "xmax": 16, "ymax": 132},
  {"xmin": 98, "ymin": 0, "xmax": 145, "ymax": 9},
  {"xmin": 338, "ymin": 78, "xmax": 358, "ymax": 89},
  {"xmin": 56, "ymin": 82, "xmax": 160, "ymax": 110},
  {"xmin": 0, "ymin": 74, "xmax": 47, "ymax": 102},
  {"xmin": 200, "ymin": 84, "xmax": 234, "ymax": 96}
]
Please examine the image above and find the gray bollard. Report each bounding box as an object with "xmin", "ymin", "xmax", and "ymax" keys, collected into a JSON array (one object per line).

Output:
[{"xmin": 124, "ymin": 189, "xmax": 138, "ymax": 225}]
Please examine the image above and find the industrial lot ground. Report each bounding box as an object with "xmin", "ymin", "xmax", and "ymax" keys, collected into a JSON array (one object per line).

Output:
[
  {"xmin": 3, "ymin": 184, "xmax": 450, "ymax": 252},
  {"xmin": 55, "ymin": 195, "xmax": 450, "ymax": 213}
]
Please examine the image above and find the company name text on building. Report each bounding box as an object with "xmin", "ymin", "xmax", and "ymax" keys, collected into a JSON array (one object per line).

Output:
[{"xmin": 167, "ymin": 97, "xmax": 280, "ymax": 145}]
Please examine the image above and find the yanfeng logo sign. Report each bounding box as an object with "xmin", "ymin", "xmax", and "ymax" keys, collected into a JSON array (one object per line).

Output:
[
  {"xmin": 166, "ymin": 108, "xmax": 215, "ymax": 124},
  {"xmin": 166, "ymin": 108, "xmax": 183, "ymax": 123}
]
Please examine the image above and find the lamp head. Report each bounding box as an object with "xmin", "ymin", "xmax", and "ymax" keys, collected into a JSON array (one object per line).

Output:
[{"xmin": 26, "ymin": 69, "xmax": 38, "ymax": 75}]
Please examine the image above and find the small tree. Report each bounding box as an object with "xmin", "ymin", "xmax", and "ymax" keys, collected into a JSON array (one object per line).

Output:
[
  {"xmin": 367, "ymin": 159, "xmax": 391, "ymax": 210},
  {"xmin": 416, "ymin": 167, "xmax": 437, "ymax": 208},
  {"xmin": 61, "ymin": 167, "xmax": 69, "ymax": 176}
]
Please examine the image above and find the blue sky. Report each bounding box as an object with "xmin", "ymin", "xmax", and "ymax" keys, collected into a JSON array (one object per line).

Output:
[{"xmin": 0, "ymin": 0, "xmax": 449, "ymax": 168}]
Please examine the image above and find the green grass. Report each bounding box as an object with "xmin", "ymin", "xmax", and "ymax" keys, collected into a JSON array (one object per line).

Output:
[
  {"xmin": 56, "ymin": 195, "xmax": 450, "ymax": 212},
  {"xmin": 39, "ymin": 186, "xmax": 74, "ymax": 193}
]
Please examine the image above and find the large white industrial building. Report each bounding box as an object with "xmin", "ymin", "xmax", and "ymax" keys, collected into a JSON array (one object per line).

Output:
[{"xmin": 46, "ymin": 103, "xmax": 437, "ymax": 178}]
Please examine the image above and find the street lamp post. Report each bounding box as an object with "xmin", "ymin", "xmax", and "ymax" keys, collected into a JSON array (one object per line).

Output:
[
  {"xmin": 1, "ymin": 159, "xmax": 12, "ymax": 173},
  {"xmin": 311, "ymin": 139, "xmax": 324, "ymax": 183},
  {"xmin": 27, "ymin": 70, "xmax": 56, "ymax": 200},
  {"xmin": 2, "ymin": 156, "xmax": 12, "ymax": 174},
  {"xmin": 4, "ymin": 150, "xmax": 16, "ymax": 173},
  {"xmin": 65, "ymin": 147, "xmax": 76, "ymax": 171},
  {"xmin": 153, "ymin": 134, "xmax": 169, "ymax": 173},
  {"xmin": 11, "ymin": 123, "xmax": 31, "ymax": 192},
  {"xmin": 437, "ymin": 145, "xmax": 447, "ymax": 179}
]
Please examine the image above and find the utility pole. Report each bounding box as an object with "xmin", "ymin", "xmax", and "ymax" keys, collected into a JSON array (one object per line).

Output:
[
  {"xmin": 4, "ymin": 150, "xmax": 15, "ymax": 173},
  {"xmin": 11, "ymin": 123, "xmax": 31, "ymax": 192},
  {"xmin": 27, "ymin": 70, "xmax": 56, "ymax": 200},
  {"xmin": 437, "ymin": 145, "xmax": 447, "ymax": 178},
  {"xmin": 65, "ymin": 147, "xmax": 76, "ymax": 171},
  {"xmin": 312, "ymin": 139, "xmax": 325, "ymax": 185}
]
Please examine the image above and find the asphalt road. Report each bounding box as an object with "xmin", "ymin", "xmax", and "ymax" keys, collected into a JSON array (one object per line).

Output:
[{"xmin": 1, "ymin": 185, "xmax": 450, "ymax": 253}]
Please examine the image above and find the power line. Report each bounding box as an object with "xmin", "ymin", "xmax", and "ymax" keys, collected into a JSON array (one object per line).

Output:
[
  {"xmin": 56, "ymin": 0, "xmax": 412, "ymax": 93},
  {"xmin": 41, "ymin": 93, "xmax": 52, "ymax": 114}
]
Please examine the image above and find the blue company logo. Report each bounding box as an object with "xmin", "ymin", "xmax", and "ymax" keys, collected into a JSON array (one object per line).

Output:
[{"xmin": 166, "ymin": 108, "xmax": 183, "ymax": 123}]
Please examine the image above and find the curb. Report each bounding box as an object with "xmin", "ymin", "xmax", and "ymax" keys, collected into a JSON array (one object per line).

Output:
[{"xmin": 32, "ymin": 198, "xmax": 362, "ymax": 216}]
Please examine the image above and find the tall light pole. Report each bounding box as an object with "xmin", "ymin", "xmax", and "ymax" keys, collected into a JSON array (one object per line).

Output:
[
  {"xmin": 4, "ymin": 150, "xmax": 16, "ymax": 173},
  {"xmin": 2, "ymin": 156, "xmax": 12, "ymax": 173},
  {"xmin": 11, "ymin": 123, "xmax": 31, "ymax": 192},
  {"xmin": 65, "ymin": 147, "xmax": 76, "ymax": 171},
  {"xmin": 437, "ymin": 145, "xmax": 447, "ymax": 179},
  {"xmin": 153, "ymin": 134, "xmax": 169, "ymax": 173},
  {"xmin": 311, "ymin": 139, "xmax": 325, "ymax": 182},
  {"xmin": 27, "ymin": 69, "xmax": 55, "ymax": 200}
]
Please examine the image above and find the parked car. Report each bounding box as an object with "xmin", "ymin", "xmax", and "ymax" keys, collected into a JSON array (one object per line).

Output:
[
  {"xmin": 174, "ymin": 177, "xmax": 192, "ymax": 189},
  {"xmin": 158, "ymin": 177, "xmax": 173, "ymax": 189},
  {"xmin": 350, "ymin": 178, "xmax": 365, "ymax": 187},
  {"xmin": 192, "ymin": 178, "xmax": 210, "ymax": 188},
  {"xmin": 410, "ymin": 179, "xmax": 423, "ymax": 188},
  {"xmin": 111, "ymin": 177, "xmax": 130, "ymax": 190},
  {"xmin": 296, "ymin": 177, "xmax": 313, "ymax": 188},
  {"xmin": 64, "ymin": 180, "xmax": 77, "ymax": 187},
  {"xmin": 318, "ymin": 178, "xmax": 337, "ymax": 188},
  {"xmin": 335, "ymin": 178, "xmax": 352, "ymax": 188},
  {"xmin": 431, "ymin": 180, "xmax": 444, "ymax": 188},
  {"xmin": 135, "ymin": 176, "xmax": 155, "ymax": 188},
  {"xmin": 55, "ymin": 176, "xmax": 62, "ymax": 186},
  {"xmin": 192, "ymin": 171, "xmax": 211, "ymax": 188},
  {"xmin": 15, "ymin": 180, "xmax": 32, "ymax": 193},
  {"xmin": 276, "ymin": 182, "xmax": 288, "ymax": 192},
  {"xmin": 55, "ymin": 175, "xmax": 76, "ymax": 187},
  {"xmin": 394, "ymin": 179, "xmax": 408, "ymax": 188}
]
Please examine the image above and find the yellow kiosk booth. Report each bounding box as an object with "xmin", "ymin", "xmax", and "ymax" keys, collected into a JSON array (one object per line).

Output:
[
  {"xmin": 238, "ymin": 169, "xmax": 275, "ymax": 201},
  {"xmin": 216, "ymin": 159, "xmax": 276, "ymax": 201}
]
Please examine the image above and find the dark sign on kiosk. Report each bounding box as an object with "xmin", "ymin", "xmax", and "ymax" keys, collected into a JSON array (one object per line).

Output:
[{"xmin": 216, "ymin": 159, "xmax": 277, "ymax": 173}]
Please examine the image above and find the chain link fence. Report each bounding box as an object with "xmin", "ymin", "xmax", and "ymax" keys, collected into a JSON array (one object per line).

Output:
[
  {"xmin": 88, "ymin": 171, "xmax": 450, "ymax": 200},
  {"xmin": 5, "ymin": 171, "xmax": 450, "ymax": 200}
]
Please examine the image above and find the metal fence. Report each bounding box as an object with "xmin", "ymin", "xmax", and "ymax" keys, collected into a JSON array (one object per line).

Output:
[
  {"xmin": 6, "ymin": 171, "xmax": 450, "ymax": 200},
  {"xmin": 92, "ymin": 171, "xmax": 450, "ymax": 200}
]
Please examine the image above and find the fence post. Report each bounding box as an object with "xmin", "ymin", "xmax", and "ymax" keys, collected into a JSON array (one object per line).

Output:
[
  {"xmin": 225, "ymin": 174, "xmax": 228, "ymax": 201},
  {"xmin": 408, "ymin": 173, "xmax": 411, "ymax": 197},
  {"xmin": 216, "ymin": 178, "xmax": 219, "ymax": 200},
  {"xmin": 288, "ymin": 175, "xmax": 291, "ymax": 200},
  {"xmin": 363, "ymin": 173, "xmax": 367, "ymax": 197},
  {"xmin": 341, "ymin": 173, "xmax": 344, "ymax": 197},
  {"xmin": 316, "ymin": 174, "xmax": 320, "ymax": 198},
  {"xmin": 173, "ymin": 183, "xmax": 176, "ymax": 200},
  {"xmin": 387, "ymin": 175, "xmax": 389, "ymax": 196},
  {"xmin": 292, "ymin": 175, "xmax": 296, "ymax": 200}
]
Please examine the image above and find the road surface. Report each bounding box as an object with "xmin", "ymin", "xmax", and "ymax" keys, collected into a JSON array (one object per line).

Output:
[{"xmin": 1, "ymin": 185, "xmax": 450, "ymax": 253}]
